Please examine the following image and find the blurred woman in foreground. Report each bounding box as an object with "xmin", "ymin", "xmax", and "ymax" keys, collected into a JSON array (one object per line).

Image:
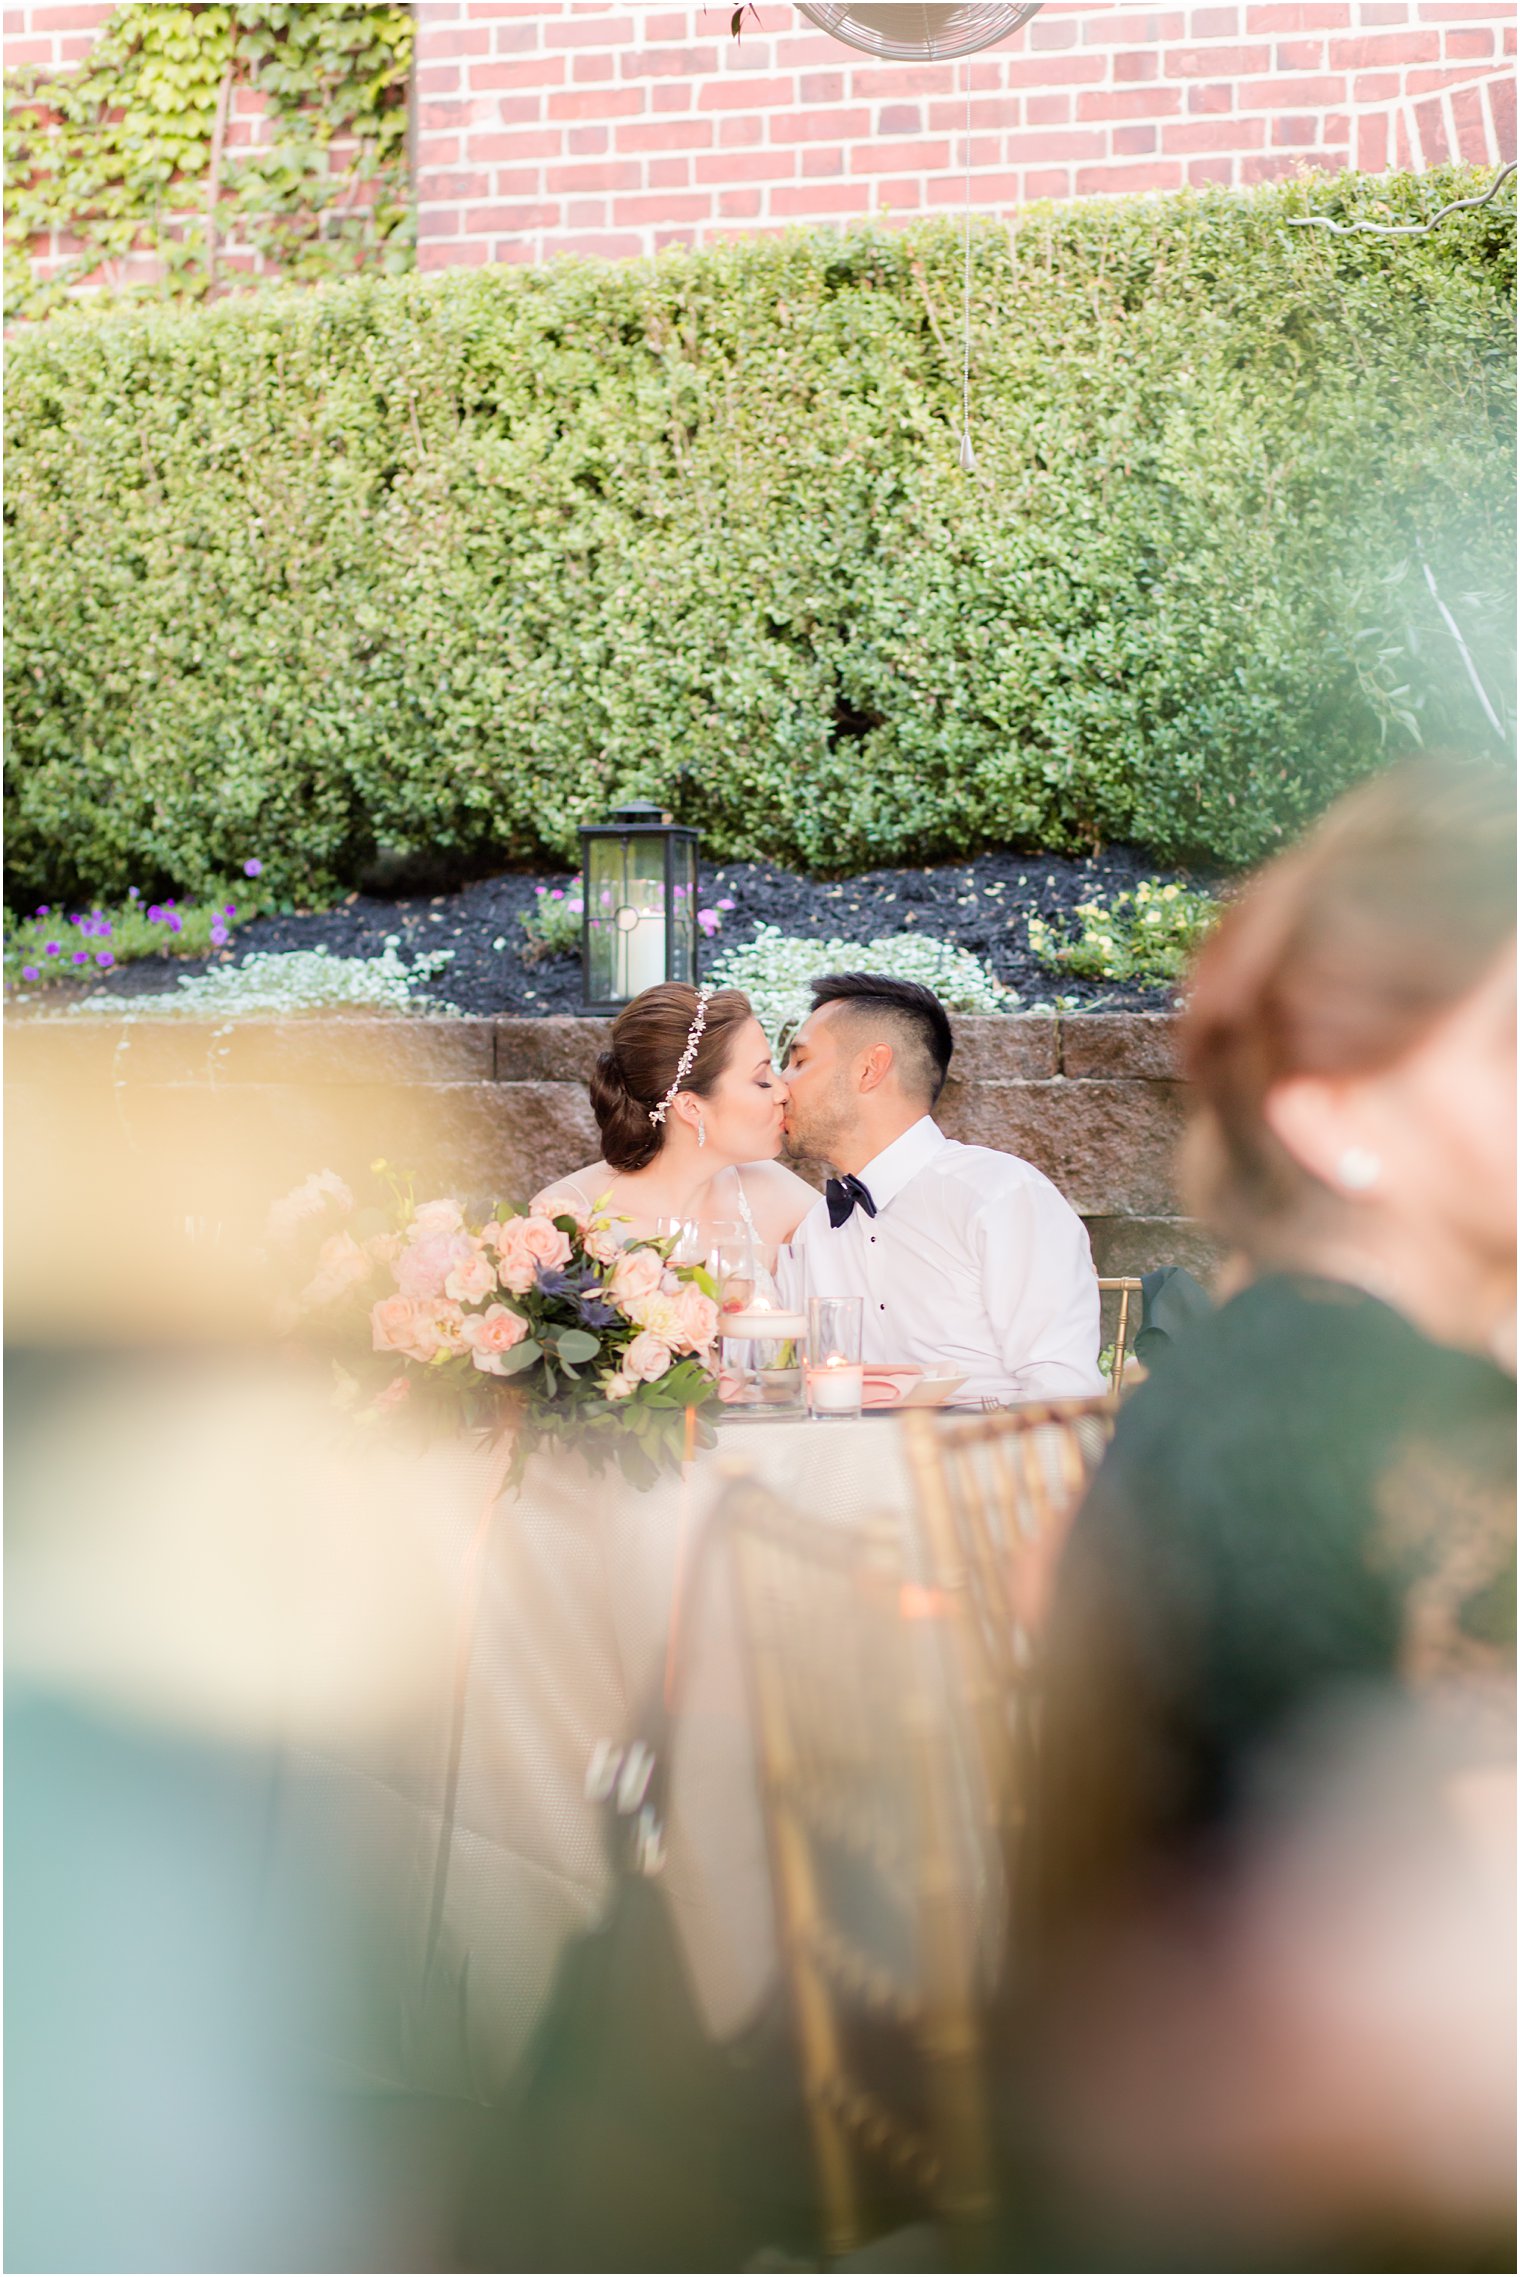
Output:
[{"xmin": 1018, "ymin": 760, "xmax": 1516, "ymax": 2266}]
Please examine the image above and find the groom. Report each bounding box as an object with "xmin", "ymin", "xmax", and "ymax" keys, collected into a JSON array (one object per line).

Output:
[{"xmin": 779, "ymin": 973, "xmax": 1104, "ymax": 1404}]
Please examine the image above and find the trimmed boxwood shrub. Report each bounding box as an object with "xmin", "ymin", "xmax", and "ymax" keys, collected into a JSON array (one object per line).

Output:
[{"xmin": 5, "ymin": 168, "xmax": 1514, "ymax": 906}]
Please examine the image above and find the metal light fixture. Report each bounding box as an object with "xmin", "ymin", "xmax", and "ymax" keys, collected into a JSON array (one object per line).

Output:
[
  {"xmin": 794, "ymin": 2, "xmax": 1042, "ymax": 61},
  {"xmin": 578, "ymin": 801, "xmax": 700, "ymax": 1013}
]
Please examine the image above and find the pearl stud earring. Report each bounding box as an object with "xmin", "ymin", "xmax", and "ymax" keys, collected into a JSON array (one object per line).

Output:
[{"xmin": 1337, "ymin": 1146, "xmax": 1381, "ymax": 1192}]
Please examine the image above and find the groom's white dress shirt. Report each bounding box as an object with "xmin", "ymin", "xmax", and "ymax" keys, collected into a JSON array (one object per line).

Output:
[{"xmin": 781, "ymin": 1117, "xmax": 1104, "ymax": 1405}]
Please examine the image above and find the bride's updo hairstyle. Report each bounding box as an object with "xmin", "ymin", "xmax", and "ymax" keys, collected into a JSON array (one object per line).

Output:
[{"xmin": 591, "ymin": 984, "xmax": 757, "ymax": 1172}]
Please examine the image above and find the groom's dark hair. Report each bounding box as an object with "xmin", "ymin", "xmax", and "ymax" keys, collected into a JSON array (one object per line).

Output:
[{"xmin": 809, "ymin": 973, "xmax": 954, "ymax": 1105}]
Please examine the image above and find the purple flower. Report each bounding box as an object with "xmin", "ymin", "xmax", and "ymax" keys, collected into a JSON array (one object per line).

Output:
[
  {"xmin": 44, "ymin": 942, "xmax": 59, "ymax": 955},
  {"xmin": 164, "ymin": 898, "xmax": 175, "ymax": 908},
  {"xmin": 71, "ymin": 950, "xmax": 87, "ymax": 965},
  {"xmin": 717, "ymin": 897, "xmax": 737, "ymax": 911},
  {"xmin": 210, "ymin": 925, "xmax": 229, "ymax": 948},
  {"xmin": 168, "ymin": 914, "xmax": 183, "ymax": 934},
  {"xmin": 697, "ymin": 908, "xmax": 722, "ymax": 938},
  {"xmin": 549, "ymin": 890, "xmax": 563, "ymax": 901},
  {"xmin": 148, "ymin": 905, "xmax": 162, "ymax": 923},
  {"xmin": 21, "ymin": 965, "xmax": 38, "ymax": 981},
  {"xmin": 243, "ymin": 860, "xmax": 262, "ymax": 879},
  {"xmin": 96, "ymin": 951, "xmax": 114, "ymax": 968},
  {"xmin": 224, "ymin": 904, "xmax": 236, "ymax": 918},
  {"xmin": 128, "ymin": 887, "xmax": 140, "ymax": 901},
  {"xmin": 35, "ymin": 906, "xmax": 49, "ymax": 919},
  {"xmin": 98, "ymin": 922, "xmax": 111, "ymax": 937}
]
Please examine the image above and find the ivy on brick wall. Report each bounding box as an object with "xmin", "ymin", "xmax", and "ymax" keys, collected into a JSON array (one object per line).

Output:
[
  {"xmin": 4, "ymin": 1, "xmax": 413, "ymax": 321},
  {"xmin": 4, "ymin": 174, "xmax": 1515, "ymax": 907}
]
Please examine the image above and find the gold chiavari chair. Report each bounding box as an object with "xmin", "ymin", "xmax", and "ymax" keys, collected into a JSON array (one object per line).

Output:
[
  {"xmin": 717, "ymin": 1475, "xmax": 997, "ymax": 2268},
  {"xmin": 1097, "ymin": 1276, "xmax": 1145, "ymax": 1395},
  {"xmin": 901, "ymin": 1397, "xmax": 1117, "ymax": 1873}
]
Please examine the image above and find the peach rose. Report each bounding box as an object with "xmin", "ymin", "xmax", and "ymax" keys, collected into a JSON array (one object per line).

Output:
[
  {"xmin": 671, "ymin": 1282, "xmax": 720, "ymax": 1354},
  {"xmin": 622, "ymin": 1329, "xmax": 674, "ymax": 1384},
  {"xmin": 394, "ymin": 1230, "xmax": 476, "ymax": 1301},
  {"xmin": 611, "ymin": 1246, "xmax": 665, "ymax": 1309},
  {"xmin": 602, "ymin": 1370, "xmax": 637, "ymax": 1402},
  {"xmin": 298, "ymin": 1230, "xmax": 374, "ymax": 1312},
  {"xmin": 409, "ymin": 1198, "xmax": 466, "ymax": 1240},
  {"xmin": 461, "ymin": 1303, "xmax": 531, "ymax": 1375},
  {"xmin": 445, "ymin": 1249, "xmax": 498, "ymax": 1306},
  {"xmin": 371, "ymin": 1293, "xmax": 434, "ymax": 1363},
  {"xmin": 519, "ymin": 1215, "xmax": 573, "ymax": 1270}
]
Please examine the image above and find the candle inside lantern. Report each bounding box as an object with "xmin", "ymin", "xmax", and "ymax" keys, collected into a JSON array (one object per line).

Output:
[{"xmin": 615, "ymin": 910, "xmax": 667, "ymax": 998}]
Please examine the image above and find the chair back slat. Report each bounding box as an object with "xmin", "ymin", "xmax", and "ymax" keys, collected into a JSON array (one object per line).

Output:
[{"xmin": 720, "ymin": 1482, "xmax": 996, "ymax": 2265}]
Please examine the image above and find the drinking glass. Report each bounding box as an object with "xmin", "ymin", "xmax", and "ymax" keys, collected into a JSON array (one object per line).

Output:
[{"xmin": 807, "ymin": 1296, "xmax": 864, "ymax": 1419}]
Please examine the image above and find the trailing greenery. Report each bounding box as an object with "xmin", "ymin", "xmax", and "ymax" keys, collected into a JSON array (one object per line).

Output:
[
  {"xmin": 4, "ymin": 1, "xmax": 413, "ymax": 321},
  {"xmin": 1026, "ymin": 877, "xmax": 1218, "ymax": 985},
  {"xmin": 5, "ymin": 170, "xmax": 1514, "ymax": 909}
]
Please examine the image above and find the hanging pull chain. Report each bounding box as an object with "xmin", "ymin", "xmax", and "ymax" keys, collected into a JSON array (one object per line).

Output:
[{"xmin": 959, "ymin": 68, "xmax": 976, "ymax": 473}]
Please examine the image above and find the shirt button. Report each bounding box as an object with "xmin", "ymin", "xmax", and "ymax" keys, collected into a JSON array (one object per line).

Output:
[{"xmin": 879, "ymin": 1303, "xmax": 886, "ymax": 1311}]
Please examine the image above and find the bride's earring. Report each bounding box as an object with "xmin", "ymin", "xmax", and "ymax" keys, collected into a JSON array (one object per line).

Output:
[
  {"xmin": 695, "ymin": 1114, "xmax": 706, "ymax": 1150},
  {"xmin": 1336, "ymin": 1146, "xmax": 1381, "ymax": 1193}
]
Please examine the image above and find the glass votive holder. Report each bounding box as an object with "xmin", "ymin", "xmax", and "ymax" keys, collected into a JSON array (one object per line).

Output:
[
  {"xmin": 807, "ymin": 1295, "xmax": 864, "ymax": 1419},
  {"xmin": 719, "ymin": 1300, "xmax": 807, "ymax": 1417}
]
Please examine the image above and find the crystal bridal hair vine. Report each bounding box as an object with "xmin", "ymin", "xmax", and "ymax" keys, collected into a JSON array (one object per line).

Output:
[{"xmin": 648, "ymin": 985, "xmax": 714, "ymax": 1127}]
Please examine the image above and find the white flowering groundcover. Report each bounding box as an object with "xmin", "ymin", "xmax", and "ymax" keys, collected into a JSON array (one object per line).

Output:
[
  {"xmin": 708, "ymin": 926, "xmax": 1013, "ymax": 1054},
  {"xmin": 69, "ymin": 942, "xmax": 459, "ymax": 1019}
]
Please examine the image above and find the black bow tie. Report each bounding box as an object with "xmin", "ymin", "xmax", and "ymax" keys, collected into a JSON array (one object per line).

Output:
[{"xmin": 825, "ymin": 1174, "xmax": 877, "ymax": 1230}]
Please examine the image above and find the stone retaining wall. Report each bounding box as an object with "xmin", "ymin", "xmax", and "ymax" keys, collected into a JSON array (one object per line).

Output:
[{"xmin": 7, "ymin": 1009, "xmax": 1217, "ymax": 1280}]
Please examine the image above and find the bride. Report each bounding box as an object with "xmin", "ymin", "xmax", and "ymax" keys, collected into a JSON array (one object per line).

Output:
[{"xmin": 533, "ymin": 981, "xmax": 818, "ymax": 1262}]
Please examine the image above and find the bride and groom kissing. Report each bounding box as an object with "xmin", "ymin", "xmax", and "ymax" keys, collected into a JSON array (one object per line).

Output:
[{"xmin": 537, "ymin": 971, "xmax": 1104, "ymax": 1406}]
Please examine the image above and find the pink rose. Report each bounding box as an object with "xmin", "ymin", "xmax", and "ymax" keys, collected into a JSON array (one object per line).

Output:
[
  {"xmin": 519, "ymin": 1215, "xmax": 573, "ymax": 1270},
  {"xmin": 461, "ymin": 1303, "xmax": 531, "ymax": 1375},
  {"xmin": 371, "ymin": 1293, "xmax": 433, "ymax": 1363},
  {"xmin": 602, "ymin": 1370, "xmax": 637, "ymax": 1402},
  {"xmin": 611, "ymin": 1246, "xmax": 665, "ymax": 1309},
  {"xmin": 394, "ymin": 1230, "xmax": 476, "ymax": 1300},
  {"xmin": 372, "ymin": 1293, "xmax": 468, "ymax": 1362},
  {"xmin": 622, "ymin": 1329, "xmax": 673, "ymax": 1384},
  {"xmin": 490, "ymin": 1221, "xmax": 538, "ymax": 1296},
  {"xmin": 491, "ymin": 1213, "xmax": 572, "ymax": 1295},
  {"xmin": 373, "ymin": 1374, "xmax": 412, "ymax": 1413},
  {"xmin": 445, "ymin": 1249, "xmax": 498, "ymax": 1305},
  {"xmin": 671, "ymin": 1282, "xmax": 719, "ymax": 1354},
  {"xmin": 298, "ymin": 1230, "xmax": 374, "ymax": 1311},
  {"xmin": 266, "ymin": 1167, "xmax": 353, "ymax": 1247},
  {"xmin": 409, "ymin": 1198, "xmax": 466, "ymax": 1240},
  {"xmin": 530, "ymin": 1187, "xmax": 588, "ymax": 1233}
]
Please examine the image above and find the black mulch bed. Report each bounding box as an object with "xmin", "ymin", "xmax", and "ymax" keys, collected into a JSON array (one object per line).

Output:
[{"xmin": 16, "ymin": 844, "xmax": 1205, "ymax": 1019}]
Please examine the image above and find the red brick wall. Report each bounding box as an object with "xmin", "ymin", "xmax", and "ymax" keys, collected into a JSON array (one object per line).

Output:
[
  {"xmin": 411, "ymin": 0, "xmax": 1516, "ymax": 266},
  {"xmin": 7, "ymin": 0, "xmax": 1516, "ymax": 291}
]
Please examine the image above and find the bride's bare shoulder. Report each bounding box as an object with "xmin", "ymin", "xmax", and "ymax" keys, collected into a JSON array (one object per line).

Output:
[
  {"xmin": 741, "ymin": 1160, "xmax": 823, "ymax": 1237},
  {"xmin": 531, "ymin": 1162, "xmax": 613, "ymax": 1216}
]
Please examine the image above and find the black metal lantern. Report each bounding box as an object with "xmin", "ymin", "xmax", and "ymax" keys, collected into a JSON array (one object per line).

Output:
[{"xmin": 578, "ymin": 801, "xmax": 700, "ymax": 1014}]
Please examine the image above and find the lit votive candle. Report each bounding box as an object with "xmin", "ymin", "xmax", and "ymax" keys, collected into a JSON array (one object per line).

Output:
[{"xmin": 808, "ymin": 1356, "xmax": 864, "ymax": 1417}]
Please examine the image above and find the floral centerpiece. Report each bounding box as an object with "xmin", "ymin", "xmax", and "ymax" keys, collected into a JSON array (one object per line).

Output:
[{"xmin": 267, "ymin": 1165, "xmax": 722, "ymax": 1488}]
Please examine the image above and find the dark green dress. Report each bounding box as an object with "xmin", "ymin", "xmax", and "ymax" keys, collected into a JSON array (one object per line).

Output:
[{"xmin": 1026, "ymin": 1273, "xmax": 1516, "ymax": 1951}]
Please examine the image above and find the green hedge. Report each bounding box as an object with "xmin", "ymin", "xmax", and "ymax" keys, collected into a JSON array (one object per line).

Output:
[{"xmin": 5, "ymin": 169, "xmax": 1514, "ymax": 905}]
